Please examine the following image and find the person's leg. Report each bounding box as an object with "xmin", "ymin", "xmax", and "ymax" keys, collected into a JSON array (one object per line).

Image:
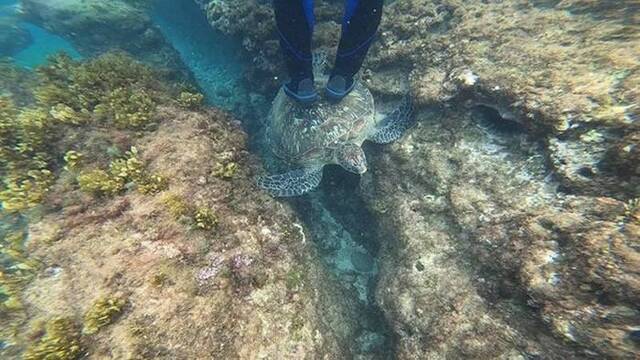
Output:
[
  {"xmin": 327, "ymin": 0, "xmax": 383, "ymax": 101},
  {"xmin": 273, "ymin": 0, "xmax": 318, "ymax": 103}
]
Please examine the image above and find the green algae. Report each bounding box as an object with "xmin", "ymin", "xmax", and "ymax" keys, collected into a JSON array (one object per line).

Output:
[
  {"xmin": 0, "ymin": 223, "xmax": 41, "ymax": 351},
  {"xmin": 211, "ymin": 162, "xmax": 238, "ymax": 179},
  {"xmin": 161, "ymin": 193, "xmax": 191, "ymax": 220},
  {"xmin": 83, "ymin": 295, "xmax": 127, "ymax": 335},
  {"xmin": 0, "ymin": 52, "xmax": 176, "ymax": 214},
  {"xmin": 63, "ymin": 151, "xmax": 83, "ymax": 172},
  {"xmin": 161, "ymin": 193, "xmax": 219, "ymax": 231},
  {"xmin": 176, "ymin": 91, "xmax": 204, "ymax": 110},
  {"xmin": 194, "ymin": 207, "xmax": 218, "ymax": 231},
  {"xmin": 285, "ymin": 268, "xmax": 306, "ymax": 292},
  {"xmin": 23, "ymin": 317, "xmax": 83, "ymax": 360},
  {"xmin": 78, "ymin": 147, "xmax": 167, "ymax": 196},
  {"xmin": 34, "ymin": 52, "xmax": 163, "ymax": 130}
]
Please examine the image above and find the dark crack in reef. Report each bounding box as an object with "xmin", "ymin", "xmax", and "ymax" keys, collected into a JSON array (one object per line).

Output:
[{"xmin": 288, "ymin": 165, "xmax": 398, "ymax": 359}]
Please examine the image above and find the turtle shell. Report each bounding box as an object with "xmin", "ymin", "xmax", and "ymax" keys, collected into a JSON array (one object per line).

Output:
[{"xmin": 267, "ymin": 81, "xmax": 375, "ymax": 167}]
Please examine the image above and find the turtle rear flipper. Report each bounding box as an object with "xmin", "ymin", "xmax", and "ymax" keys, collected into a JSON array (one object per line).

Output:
[
  {"xmin": 257, "ymin": 168, "xmax": 323, "ymax": 197},
  {"xmin": 369, "ymin": 95, "xmax": 414, "ymax": 144}
]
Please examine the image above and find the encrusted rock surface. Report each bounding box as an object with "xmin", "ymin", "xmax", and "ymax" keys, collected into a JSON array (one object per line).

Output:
[
  {"xmin": 363, "ymin": 107, "xmax": 639, "ymax": 359},
  {"xmin": 195, "ymin": 0, "xmax": 639, "ymax": 199},
  {"xmin": 371, "ymin": 0, "xmax": 639, "ymax": 199},
  {"xmin": 193, "ymin": 1, "xmax": 640, "ymax": 358},
  {"xmin": 9, "ymin": 107, "xmax": 360, "ymax": 358}
]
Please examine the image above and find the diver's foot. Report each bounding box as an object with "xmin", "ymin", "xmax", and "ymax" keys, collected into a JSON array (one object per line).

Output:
[
  {"xmin": 283, "ymin": 78, "xmax": 318, "ymax": 105},
  {"xmin": 325, "ymin": 75, "xmax": 356, "ymax": 102}
]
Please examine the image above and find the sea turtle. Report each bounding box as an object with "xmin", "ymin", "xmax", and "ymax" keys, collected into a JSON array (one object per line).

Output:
[{"xmin": 257, "ymin": 79, "xmax": 413, "ymax": 197}]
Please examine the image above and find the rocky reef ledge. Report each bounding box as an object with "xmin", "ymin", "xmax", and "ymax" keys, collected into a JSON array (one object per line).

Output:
[
  {"xmin": 22, "ymin": 108, "xmax": 356, "ymax": 358},
  {"xmin": 0, "ymin": 54, "xmax": 360, "ymax": 358}
]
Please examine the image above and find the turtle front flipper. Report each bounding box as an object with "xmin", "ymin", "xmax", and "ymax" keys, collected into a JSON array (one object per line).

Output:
[
  {"xmin": 369, "ymin": 95, "xmax": 414, "ymax": 144},
  {"xmin": 257, "ymin": 168, "xmax": 323, "ymax": 197}
]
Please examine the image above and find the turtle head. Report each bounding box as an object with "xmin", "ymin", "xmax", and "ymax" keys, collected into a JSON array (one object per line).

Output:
[{"xmin": 335, "ymin": 144, "xmax": 367, "ymax": 175}]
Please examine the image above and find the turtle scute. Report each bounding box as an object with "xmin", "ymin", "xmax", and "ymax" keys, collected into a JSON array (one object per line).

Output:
[{"xmin": 267, "ymin": 81, "xmax": 377, "ymax": 168}]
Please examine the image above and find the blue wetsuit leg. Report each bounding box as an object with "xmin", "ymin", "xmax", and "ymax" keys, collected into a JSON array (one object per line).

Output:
[
  {"xmin": 334, "ymin": 0, "xmax": 383, "ymax": 79},
  {"xmin": 273, "ymin": 0, "xmax": 315, "ymax": 83}
]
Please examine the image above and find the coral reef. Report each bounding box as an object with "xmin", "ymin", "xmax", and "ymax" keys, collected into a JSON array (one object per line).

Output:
[
  {"xmin": 176, "ymin": 91, "xmax": 204, "ymax": 110},
  {"xmin": 369, "ymin": 0, "xmax": 639, "ymax": 198},
  {"xmin": 196, "ymin": 0, "xmax": 639, "ymax": 198},
  {"xmin": 0, "ymin": 52, "xmax": 170, "ymax": 214},
  {"xmin": 0, "ymin": 59, "xmax": 36, "ymax": 105},
  {"xmin": 1, "ymin": 100, "xmax": 363, "ymax": 357},
  {"xmin": 194, "ymin": 4, "xmax": 639, "ymax": 355}
]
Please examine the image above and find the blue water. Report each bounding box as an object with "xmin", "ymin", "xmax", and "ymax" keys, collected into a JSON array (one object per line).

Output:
[
  {"xmin": 151, "ymin": 0, "xmax": 245, "ymax": 111},
  {"xmin": 12, "ymin": 23, "xmax": 82, "ymax": 68},
  {"xmin": 0, "ymin": 0, "xmax": 81, "ymax": 68}
]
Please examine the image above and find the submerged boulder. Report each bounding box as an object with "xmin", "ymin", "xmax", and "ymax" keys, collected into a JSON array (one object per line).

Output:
[
  {"xmin": 0, "ymin": 52, "xmax": 362, "ymax": 358},
  {"xmin": 0, "ymin": 18, "xmax": 32, "ymax": 56},
  {"xmin": 371, "ymin": 0, "xmax": 639, "ymax": 198},
  {"xmin": 20, "ymin": 0, "xmax": 190, "ymax": 80}
]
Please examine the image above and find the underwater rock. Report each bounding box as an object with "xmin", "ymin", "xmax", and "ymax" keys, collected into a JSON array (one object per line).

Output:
[
  {"xmin": 0, "ymin": 18, "xmax": 32, "ymax": 56},
  {"xmin": 21, "ymin": 0, "xmax": 191, "ymax": 81},
  {"xmin": 0, "ymin": 59, "xmax": 36, "ymax": 105},
  {"xmin": 370, "ymin": 0, "xmax": 640, "ymax": 199},
  {"xmin": 194, "ymin": 1, "xmax": 639, "ymax": 357},
  {"xmin": 5, "ymin": 106, "xmax": 362, "ymax": 358},
  {"xmin": 363, "ymin": 106, "xmax": 640, "ymax": 359},
  {"xmin": 199, "ymin": 0, "xmax": 639, "ymax": 198}
]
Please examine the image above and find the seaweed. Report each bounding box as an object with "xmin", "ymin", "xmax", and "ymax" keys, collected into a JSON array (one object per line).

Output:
[
  {"xmin": 176, "ymin": 91, "xmax": 205, "ymax": 110},
  {"xmin": 83, "ymin": 295, "xmax": 127, "ymax": 335},
  {"xmin": 211, "ymin": 162, "xmax": 238, "ymax": 179},
  {"xmin": 78, "ymin": 147, "xmax": 167, "ymax": 196},
  {"xmin": 0, "ymin": 52, "xmax": 174, "ymax": 213},
  {"xmin": 23, "ymin": 317, "xmax": 83, "ymax": 360},
  {"xmin": 194, "ymin": 207, "xmax": 218, "ymax": 231}
]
